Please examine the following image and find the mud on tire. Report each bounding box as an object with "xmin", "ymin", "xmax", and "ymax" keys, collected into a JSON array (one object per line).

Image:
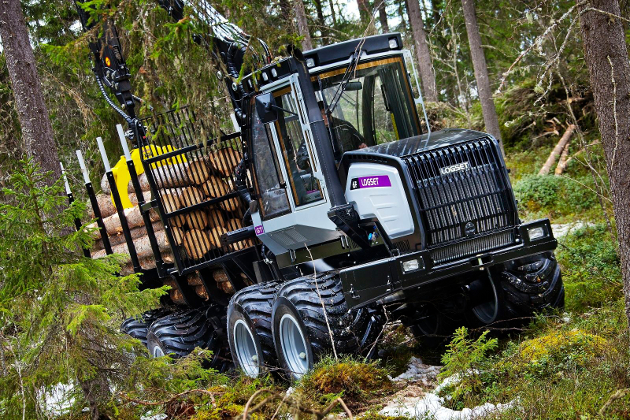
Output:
[
  {"xmin": 272, "ymin": 274, "xmax": 385, "ymax": 379},
  {"xmin": 227, "ymin": 282, "xmax": 279, "ymax": 377},
  {"xmin": 146, "ymin": 306, "xmax": 229, "ymax": 369}
]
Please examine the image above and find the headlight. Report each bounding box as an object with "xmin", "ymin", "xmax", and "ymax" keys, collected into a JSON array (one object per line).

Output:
[
  {"xmin": 402, "ymin": 258, "xmax": 422, "ymax": 273},
  {"xmin": 527, "ymin": 226, "xmax": 547, "ymax": 241}
]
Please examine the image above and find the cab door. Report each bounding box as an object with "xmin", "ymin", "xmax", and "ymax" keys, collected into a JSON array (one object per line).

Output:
[{"xmin": 250, "ymin": 75, "xmax": 341, "ymax": 257}]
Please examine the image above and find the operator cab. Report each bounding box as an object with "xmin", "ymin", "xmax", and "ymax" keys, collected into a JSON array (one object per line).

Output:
[{"xmin": 241, "ymin": 33, "xmax": 425, "ymax": 270}]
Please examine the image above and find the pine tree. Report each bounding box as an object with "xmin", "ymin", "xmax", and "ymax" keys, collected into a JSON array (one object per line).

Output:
[
  {"xmin": 461, "ymin": 0, "xmax": 503, "ymax": 152},
  {"xmin": 0, "ymin": 0, "xmax": 61, "ymax": 183},
  {"xmin": 579, "ymin": 0, "xmax": 630, "ymax": 329},
  {"xmin": 407, "ymin": 0, "xmax": 438, "ymax": 102},
  {"xmin": 0, "ymin": 160, "xmax": 166, "ymax": 418}
]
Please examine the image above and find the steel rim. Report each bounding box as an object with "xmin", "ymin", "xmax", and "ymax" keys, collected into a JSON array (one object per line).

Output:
[
  {"xmin": 279, "ymin": 313, "xmax": 309, "ymax": 378},
  {"xmin": 152, "ymin": 344, "xmax": 165, "ymax": 358},
  {"xmin": 233, "ymin": 319, "xmax": 260, "ymax": 377},
  {"xmin": 472, "ymin": 276, "xmax": 499, "ymax": 324}
]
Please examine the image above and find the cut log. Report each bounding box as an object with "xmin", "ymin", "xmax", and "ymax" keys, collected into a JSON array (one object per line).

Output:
[
  {"xmin": 211, "ymin": 148, "xmax": 242, "ymax": 178},
  {"xmin": 187, "ymin": 272, "xmax": 204, "ymax": 286},
  {"xmin": 88, "ymin": 193, "xmax": 117, "ymax": 219},
  {"xmin": 161, "ymin": 189, "xmax": 182, "ymax": 213},
  {"xmin": 186, "ymin": 158, "xmax": 212, "ymax": 185},
  {"xmin": 183, "ymin": 229, "xmax": 212, "ymax": 260},
  {"xmin": 129, "ymin": 190, "xmax": 152, "ymax": 206},
  {"xmin": 226, "ymin": 218, "xmax": 253, "ymax": 251},
  {"xmin": 170, "ymin": 226, "xmax": 185, "ymax": 245},
  {"xmin": 91, "ymin": 229, "xmax": 171, "ymax": 260},
  {"xmin": 554, "ymin": 142, "xmax": 571, "ymax": 176},
  {"xmin": 185, "ymin": 210, "xmax": 209, "ymax": 230},
  {"xmin": 217, "ymin": 281, "xmax": 234, "ymax": 294},
  {"xmin": 212, "ymin": 269, "xmax": 228, "ymax": 283},
  {"xmin": 127, "ymin": 172, "xmax": 151, "ymax": 194},
  {"xmin": 207, "ymin": 206, "xmax": 227, "ymax": 226},
  {"xmin": 219, "ymin": 196, "xmax": 241, "ymax": 213},
  {"xmin": 149, "ymin": 160, "xmax": 190, "ymax": 189},
  {"xmin": 119, "ymin": 250, "xmax": 174, "ymax": 276},
  {"xmin": 179, "ymin": 185, "xmax": 205, "ymax": 207},
  {"xmin": 86, "ymin": 205, "xmax": 160, "ymax": 238},
  {"xmin": 195, "ymin": 285, "xmax": 209, "ymax": 300},
  {"xmin": 201, "ymin": 175, "xmax": 230, "ymax": 198},
  {"xmin": 208, "ymin": 225, "xmax": 228, "ymax": 248},
  {"xmin": 93, "ymin": 221, "xmax": 164, "ymax": 250},
  {"xmin": 539, "ymin": 124, "xmax": 576, "ymax": 175},
  {"xmin": 101, "ymin": 173, "xmax": 110, "ymax": 194}
]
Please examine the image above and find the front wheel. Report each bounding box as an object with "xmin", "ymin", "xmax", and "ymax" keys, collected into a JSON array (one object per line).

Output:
[
  {"xmin": 469, "ymin": 252, "xmax": 564, "ymax": 326},
  {"xmin": 271, "ymin": 275, "xmax": 385, "ymax": 380}
]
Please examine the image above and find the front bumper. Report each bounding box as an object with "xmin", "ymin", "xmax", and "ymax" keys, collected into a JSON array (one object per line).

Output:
[{"xmin": 340, "ymin": 219, "xmax": 557, "ymax": 309}]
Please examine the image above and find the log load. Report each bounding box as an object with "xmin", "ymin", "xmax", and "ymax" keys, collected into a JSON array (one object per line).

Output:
[
  {"xmin": 94, "ymin": 221, "xmax": 164, "ymax": 250},
  {"xmin": 201, "ymin": 175, "xmax": 230, "ymax": 197},
  {"xmin": 101, "ymin": 173, "xmax": 110, "ymax": 194},
  {"xmin": 186, "ymin": 157, "xmax": 212, "ymax": 185},
  {"xmin": 129, "ymin": 190, "xmax": 152, "ymax": 206},
  {"xmin": 86, "ymin": 205, "xmax": 160, "ymax": 238},
  {"xmin": 91, "ymin": 229, "xmax": 171, "ymax": 260},
  {"xmin": 183, "ymin": 229, "xmax": 212, "ymax": 260},
  {"xmin": 211, "ymin": 148, "xmax": 242, "ymax": 178},
  {"xmin": 119, "ymin": 250, "xmax": 174, "ymax": 276},
  {"xmin": 88, "ymin": 193, "xmax": 117, "ymax": 219}
]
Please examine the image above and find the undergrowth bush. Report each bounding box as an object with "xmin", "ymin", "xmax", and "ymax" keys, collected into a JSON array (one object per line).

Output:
[
  {"xmin": 437, "ymin": 328, "xmax": 497, "ymax": 408},
  {"xmin": 556, "ymin": 224, "xmax": 621, "ymax": 310},
  {"xmin": 514, "ymin": 174, "xmax": 600, "ymax": 220}
]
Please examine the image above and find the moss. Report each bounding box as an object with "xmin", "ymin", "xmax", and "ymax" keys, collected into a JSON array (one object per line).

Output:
[{"xmin": 296, "ymin": 356, "xmax": 392, "ymax": 409}]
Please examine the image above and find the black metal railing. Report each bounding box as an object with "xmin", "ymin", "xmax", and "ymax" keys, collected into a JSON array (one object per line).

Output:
[
  {"xmin": 404, "ymin": 138, "xmax": 516, "ymax": 255},
  {"xmin": 138, "ymin": 107, "xmax": 255, "ymax": 275}
]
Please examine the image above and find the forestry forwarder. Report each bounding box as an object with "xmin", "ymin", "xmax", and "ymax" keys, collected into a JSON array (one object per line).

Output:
[{"xmin": 66, "ymin": 0, "xmax": 564, "ymax": 379}]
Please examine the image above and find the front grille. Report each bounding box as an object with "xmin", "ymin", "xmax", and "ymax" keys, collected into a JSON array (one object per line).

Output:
[
  {"xmin": 404, "ymin": 138, "xmax": 516, "ymax": 250},
  {"xmin": 430, "ymin": 230, "xmax": 514, "ymax": 264}
]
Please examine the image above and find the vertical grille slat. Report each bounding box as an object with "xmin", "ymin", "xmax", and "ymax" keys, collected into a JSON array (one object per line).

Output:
[{"xmin": 404, "ymin": 138, "xmax": 516, "ymax": 263}]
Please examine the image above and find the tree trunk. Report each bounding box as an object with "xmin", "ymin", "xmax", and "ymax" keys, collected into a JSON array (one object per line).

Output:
[
  {"xmin": 461, "ymin": 0, "xmax": 503, "ymax": 153},
  {"xmin": 357, "ymin": 0, "xmax": 371, "ymax": 24},
  {"xmin": 378, "ymin": 0, "xmax": 389, "ymax": 33},
  {"xmin": 406, "ymin": 0, "xmax": 438, "ymax": 102},
  {"xmin": 0, "ymin": 0, "xmax": 60, "ymax": 182},
  {"xmin": 579, "ymin": 0, "xmax": 630, "ymax": 329},
  {"xmin": 294, "ymin": 0, "xmax": 313, "ymax": 51},
  {"xmin": 313, "ymin": 0, "xmax": 327, "ymax": 42},
  {"xmin": 328, "ymin": 0, "xmax": 337, "ymax": 25}
]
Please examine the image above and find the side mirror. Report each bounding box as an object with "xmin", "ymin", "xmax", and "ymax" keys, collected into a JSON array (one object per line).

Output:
[{"xmin": 255, "ymin": 93, "xmax": 278, "ymax": 124}]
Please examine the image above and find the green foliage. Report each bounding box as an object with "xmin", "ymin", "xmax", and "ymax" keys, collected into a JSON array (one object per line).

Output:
[
  {"xmin": 0, "ymin": 159, "xmax": 167, "ymax": 418},
  {"xmin": 557, "ymin": 224, "xmax": 622, "ymax": 310},
  {"xmin": 438, "ymin": 328, "xmax": 497, "ymax": 406},
  {"xmin": 514, "ymin": 174, "xmax": 601, "ymax": 221}
]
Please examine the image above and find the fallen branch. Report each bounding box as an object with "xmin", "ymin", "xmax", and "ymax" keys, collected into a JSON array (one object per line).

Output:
[
  {"xmin": 241, "ymin": 389, "xmax": 353, "ymax": 420},
  {"xmin": 598, "ymin": 388, "xmax": 630, "ymax": 417},
  {"xmin": 554, "ymin": 142, "xmax": 571, "ymax": 175},
  {"xmin": 120, "ymin": 388, "xmax": 217, "ymax": 406},
  {"xmin": 539, "ymin": 124, "xmax": 575, "ymax": 175}
]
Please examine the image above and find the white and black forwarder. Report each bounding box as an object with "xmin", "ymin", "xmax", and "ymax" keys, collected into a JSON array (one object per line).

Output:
[{"xmin": 68, "ymin": 0, "xmax": 564, "ymax": 380}]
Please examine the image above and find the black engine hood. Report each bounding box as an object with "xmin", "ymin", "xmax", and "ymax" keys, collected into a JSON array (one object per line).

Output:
[{"xmin": 348, "ymin": 128, "xmax": 492, "ymax": 158}]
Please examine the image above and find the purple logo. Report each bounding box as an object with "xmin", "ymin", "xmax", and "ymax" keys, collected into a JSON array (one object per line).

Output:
[
  {"xmin": 350, "ymin": 175, "xmax": 391, "ymax": 190},
  {"xmin": 255, "ymin": 225, "xmax": 265, "ymax": 235}
]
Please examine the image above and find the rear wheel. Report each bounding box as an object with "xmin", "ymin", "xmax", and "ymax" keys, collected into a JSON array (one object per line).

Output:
[
  {"xmin": 147, "ymin": 307, "xmax": 228, "ymax": 368},
  {"xmin": 272, "ymin": 274, "xmax": 384, "ymax": 380},
  {"xmin": 121, "ymin": 308, "xmax": 172, "ymax": 347},
  {"xmin": 469, "ymin": 252, "xmax": 564, "ymax": 326},
  {"xmin": 227, "ymin": 283, "xmax": 278, "ymax": 377}
]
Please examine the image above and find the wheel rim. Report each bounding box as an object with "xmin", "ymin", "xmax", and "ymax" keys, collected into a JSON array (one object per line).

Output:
[
  {"xmin": 233, "ymin": 319, "xmax": 260, "ymax": 377},
  {"xmin": 152, "ymin": 344, "xmax": 165, "ymax": 358},
  {"xmin": 279, "ymin": 313, "xmax": 309, "ymax": 378},
  {"xmin": 472, "ymin": 275, "xmax": 499, "ymax": 324}
]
